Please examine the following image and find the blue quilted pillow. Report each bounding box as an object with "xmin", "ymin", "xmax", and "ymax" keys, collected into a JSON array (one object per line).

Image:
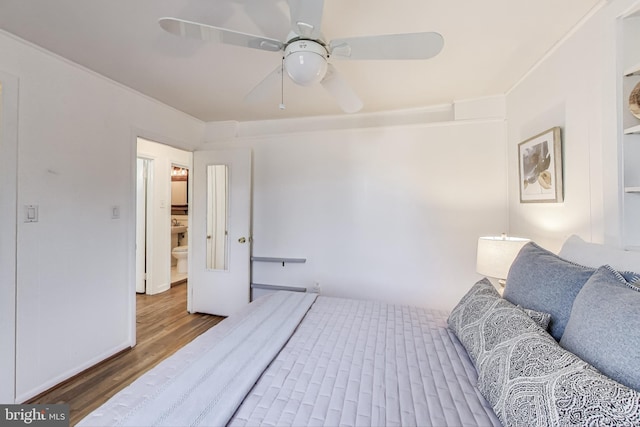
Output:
[
  {"xmin": 503, "ymin": 242, "xmax": 594, "ymax": 340},
  {"xmin": 560, "ymin": 265, "xmax": 640, "ymax": 392}
]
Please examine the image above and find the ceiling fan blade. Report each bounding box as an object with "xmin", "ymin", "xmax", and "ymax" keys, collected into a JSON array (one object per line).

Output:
[
  {"xmin": 159, "ymin": 17, "xmax": 284, "ymax": 52},
  {"xmin": 320, "ymin": 64, "xmax": 363, "ymax": 113},
  {"xmin": 329, "ymin": 32, "xmax": 444, "ymax": 60},
  {"xmin": 240, "ymin": 0, "xmax": 290, "ymax": 42},
  {"xmin": 244, "ymin": 65, "xmax": 283, "ymax": 104},
  {"xmin": 287, "ymin": 0, "xmax": 324, "ymax": 38}
]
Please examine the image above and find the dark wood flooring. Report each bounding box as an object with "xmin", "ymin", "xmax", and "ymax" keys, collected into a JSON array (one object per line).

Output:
[{"xmin": 27, "ymin": 283, "xmax": 224, "ymax": 426}]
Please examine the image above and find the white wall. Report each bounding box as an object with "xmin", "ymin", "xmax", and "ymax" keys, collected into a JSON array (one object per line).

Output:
[
  {"xmin": 137, "ymin": 138, "xmax": 192, "ymax": 295},
  {"xmin": 201, "ymin": 117, "xmax": 509, "ymax": 310},
  {"xmin": 0, "ymin": 72, "xmax": 19, "ymax": 403},
  {"xmin": 0, "ymin": 30, "xmax": 204, "ymax": 402},
  {"xmin": 0, "ymin": 17, "xmax": 513, "ymax": 401},
  {"xmin": 506, "ymin": 0, "xmax": 637, "ymax": 251}
]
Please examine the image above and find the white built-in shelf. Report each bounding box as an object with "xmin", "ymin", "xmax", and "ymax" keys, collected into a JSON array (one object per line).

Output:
[
  {"xmin": 624, "ymin": 63, "xmax": 640, "ymax": 76},
  {"xmin": 624, "ymin": 124, "xmax": 640, "ymax": 134},
  {"xmin": 624, "ymin": 186, "xmax": 640, "ymax": 193}
]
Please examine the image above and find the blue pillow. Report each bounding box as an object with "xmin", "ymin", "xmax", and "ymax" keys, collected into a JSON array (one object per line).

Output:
[
  {"xmin": 503, "ymin": 242, "xmax": 594, "ymax": 340},
  {"xmin": 560, "ymin": 265, "xmax": 640, "ymax": 392}
]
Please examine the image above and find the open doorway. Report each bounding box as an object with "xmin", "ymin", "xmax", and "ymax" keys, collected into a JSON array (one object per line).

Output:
[
  {"xmin": 135, "ymin": 138, "xmax": 192, "ymax": 298},
  {"xmin": 170, "ymin": 164, "xmax": 189, "ymax": 285}
]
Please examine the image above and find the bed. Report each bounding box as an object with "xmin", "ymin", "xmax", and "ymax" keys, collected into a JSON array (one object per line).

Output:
[{"xmin": 78, "ymin": 236, "xmax": 640, "ymax": 427}]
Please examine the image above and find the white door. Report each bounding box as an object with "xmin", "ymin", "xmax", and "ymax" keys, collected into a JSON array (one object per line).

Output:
[
  {"xmin": 191, "ymin": 149, "xmax": 251, "ymax": 316},
  {"xmin": 135, "ymin": 158, "xmax": 149, "ymax": 293}
]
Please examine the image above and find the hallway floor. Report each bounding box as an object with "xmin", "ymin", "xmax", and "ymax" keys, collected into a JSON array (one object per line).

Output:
[{"xmin": 27, "ymin": 283, "xmax": 223, "ymax": 425}]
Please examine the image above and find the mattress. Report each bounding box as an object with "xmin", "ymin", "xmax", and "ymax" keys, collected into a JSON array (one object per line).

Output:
[{"xmin": 78, "ymin": 292, "xmax": 500, "ymax": 427}]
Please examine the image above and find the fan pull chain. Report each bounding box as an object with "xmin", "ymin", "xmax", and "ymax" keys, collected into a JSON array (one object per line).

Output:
[{"xmin": 279, "ymin": 57, "xmax": 286, "ymax": 110}]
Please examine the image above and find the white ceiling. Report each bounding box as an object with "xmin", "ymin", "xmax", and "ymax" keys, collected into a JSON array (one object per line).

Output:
[{"xmin": 0, "ymin": 0, "xmax": 601, "ymax": 122}]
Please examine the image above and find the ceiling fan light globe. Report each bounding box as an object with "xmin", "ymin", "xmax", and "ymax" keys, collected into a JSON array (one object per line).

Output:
[
  {"xmin": 283, "ymin": 40, "xmax": 328, "ymax": 86},
  {"xmin": 285, "ymin": 51, "xmax": 327, "ymax": 86}
]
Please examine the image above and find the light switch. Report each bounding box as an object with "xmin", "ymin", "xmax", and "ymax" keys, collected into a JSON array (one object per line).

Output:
[
  {"xmin": 111, "ymin": 205, "xmax": 121, "ymax": 219},
  {"xmin": 25, "ymin": 205, "xmax": 38, "ymax": 223}
]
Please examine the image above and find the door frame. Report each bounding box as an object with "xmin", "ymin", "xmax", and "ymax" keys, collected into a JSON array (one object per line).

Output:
[{"xmin": 130, "ymin": 130, "xmax": 182, "ymax": 346}]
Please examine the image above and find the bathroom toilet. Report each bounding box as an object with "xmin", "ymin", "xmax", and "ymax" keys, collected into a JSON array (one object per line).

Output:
[{"xmin": 172, "ymin": 245, "xmax": 188, "ymax": 273}]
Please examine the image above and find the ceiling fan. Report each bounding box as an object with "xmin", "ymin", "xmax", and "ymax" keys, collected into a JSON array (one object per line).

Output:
[{"xmin": 159, "ymin": 0, "xmax": 444, "ymax": 113}]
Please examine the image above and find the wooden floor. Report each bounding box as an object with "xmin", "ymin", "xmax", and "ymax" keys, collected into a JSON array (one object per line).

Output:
[{"xmin": 28, "ymin": 283, "xmax": 224, "ymax": 426}]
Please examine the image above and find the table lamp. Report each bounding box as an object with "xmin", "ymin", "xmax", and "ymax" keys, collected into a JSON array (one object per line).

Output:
[{"xmin": 476, "ymin": 234, "xmax": 529, "ymax": 287}]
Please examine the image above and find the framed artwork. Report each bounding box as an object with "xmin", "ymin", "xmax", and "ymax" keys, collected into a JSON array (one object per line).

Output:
[{"xmin": 518, "ymin": 127, "xmax": 563, "ymax": 203}]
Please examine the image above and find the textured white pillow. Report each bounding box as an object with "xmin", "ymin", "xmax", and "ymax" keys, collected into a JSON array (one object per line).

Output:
[
  {"xmin": 476, "ymin": 321, "xmax": 640, "ymax": 427},
  {"xmin": 558, "ymin": 234, "xmax": 640, "ymax": 272}
]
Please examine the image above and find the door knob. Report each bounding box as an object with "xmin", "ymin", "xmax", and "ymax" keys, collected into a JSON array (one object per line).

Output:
[{"xmin": 238, "ymin": 237, "xmax": 246, "ymax": 243}]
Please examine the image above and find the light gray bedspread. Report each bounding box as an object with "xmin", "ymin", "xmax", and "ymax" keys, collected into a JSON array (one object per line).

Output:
[
  {"xmin": 77, "ymin": 291, "xmax": 317, "ymax": 427},
  {"xmin": 230, "ymin": 295, "xmax": 500, "ymax": 427},
  {"xmin": 78, "ymin": 292, "xmax": 500, "ymax": 427}
]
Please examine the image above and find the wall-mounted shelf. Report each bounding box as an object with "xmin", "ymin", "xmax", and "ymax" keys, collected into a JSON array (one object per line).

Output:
[
  {"xmin": 250, "ymin": 256, "xmax": 309, "ymax": 301},
  {"xmin": 620, "ymin": 12, "xmax": 640, "ymax": 248},
  {"xmin": 251, "ymin": 256, "xmax": 306, "ymax": 266},
  {"xmin": 624, "ymin": 124, "xmax": 640, "ymax": 134},
  {"xmin": 624, "ymin": 62, "xmax": 640, "ymax": 76},
  {"xmin": 250, "ymin": 283, "xmax": 306, "ymax": 292}
]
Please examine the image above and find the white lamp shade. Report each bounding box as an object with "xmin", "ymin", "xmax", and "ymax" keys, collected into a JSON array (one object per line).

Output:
[{"xmin": 476, "ymin": 236, "xmax": 529, "ymax": 279}]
